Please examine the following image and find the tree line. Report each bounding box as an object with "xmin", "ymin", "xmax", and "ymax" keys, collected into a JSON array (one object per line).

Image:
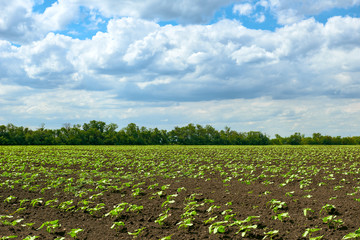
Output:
[{"xmin": 0, "ymin": 120, "xmax": 359, "ymax": 145}]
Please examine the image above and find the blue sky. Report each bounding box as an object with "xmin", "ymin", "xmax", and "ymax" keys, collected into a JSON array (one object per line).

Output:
[{"xmin": 1, "ymin": 0, "xmax": 360, "ymax": 137}]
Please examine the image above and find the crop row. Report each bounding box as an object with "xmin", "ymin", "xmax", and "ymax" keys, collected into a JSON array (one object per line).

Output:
[{"xmin": 1, "ymin": 145, "xmax": 360, "ymax": 239}]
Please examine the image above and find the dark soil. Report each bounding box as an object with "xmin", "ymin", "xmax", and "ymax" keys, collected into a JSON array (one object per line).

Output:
[{"xmin": 1, "ymin": 146, "xmax": 360, "ymax": 240}]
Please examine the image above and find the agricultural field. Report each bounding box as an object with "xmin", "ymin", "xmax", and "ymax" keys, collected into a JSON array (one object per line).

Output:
[{"xmin": 1, "ymin": 146, "xmax": 360, "ymax": 239}]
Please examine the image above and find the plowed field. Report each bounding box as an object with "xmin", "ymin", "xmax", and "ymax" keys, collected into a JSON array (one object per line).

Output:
[{"xmin": 1, "ymin": 146, "xmax": 360, "ymax": 239}]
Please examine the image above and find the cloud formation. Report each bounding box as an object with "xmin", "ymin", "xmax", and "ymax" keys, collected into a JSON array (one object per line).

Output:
[
  {"xmin": 0, "ymin": 1, "xmax": 359, "ymax": 136},
  {"xmin": 2, "ymin": 16, "xmax": 358, "ymax": 101}
]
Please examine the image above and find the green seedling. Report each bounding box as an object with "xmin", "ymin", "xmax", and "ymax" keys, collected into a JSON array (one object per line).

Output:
[
  {"xmin": 322, "ymin": 215, "xmax": 343, "ymax": 229},
  {"xmin": 267, "ymin": 199, "xmax": 287, "ymax": 213},
  {"xmin": 207, "ymin": 205, "xmax": 221, "ymax": 213},
  {"xmin": 155, "ymin": 208, "xmax": 170, "ymax": 226},
  {"xmin": 37, "ymin": 220, "xmax": 61, "ymax": 233},
  {"xmin": 21, "ymin": 222, "xmax": 35, "ymax": 228},
  {"xmin": 0, "ymin": 236, "xmax": 17, "ymax": 240},
  {"xmin": 148, "ymin": 183, "xmax": 158, "ymax": 189},
  {"xmin": 303, "ymin": 208, "xmax": 315, "ymax": 218},
  {"xmin": 285, "ymin": 191, "xmax": 295, "ymax": 197},
  {"xmin": 128, "ymin": 227, "xmax": 146, "ymax": 238},
  {"xmin": 132, "ymin": 187, "xmax": 143, "ymax": 197},
  {"xmin": 177, "ymin": 218, "xmax": 194, "ymax": 229},
  {"xmin": 127, "ymin": 204, "xmax": 143, "ymax": 213},
  {"xmin": 231, "ymin": 216, "xmax": 260, "ymax": 237},
  {"xmin": 13, "ymin": 207, "xmax": 26, "ymax": 214},
  {"xmin": 263, "ymin": 230, "xmax": 279, "ymax": 240},
  {"xmin": 272, "ymin": 212, "xmax": 290, "ymax": 222},
  {"xmin": 105, "ymin": 203, "xmax": 127, "ymax": 217},
  {"xmin": 204, "ymin": 216, "xmax": 218, "ymax": 225},
  {"xmin": 161, "ymin": 194, "xmax": 177, "ymax": 208},
  {"xmin": 177, "ymin": 187, "xmax": 186, "ymax": 193},
  {"xmin": 161, "ymin": 184, "xmax": 170, "ymax": 190},
  {"xmin": 89, "ymin": 192, "xmax": 103, "ymax": 200},
  {"xmin": 111, "ymin": 221, "xmax": 125, "ymax": 231},
  {"xmin": 58, "ymin": 200, "xmax": 75, "ymax": 211},
  {"xmin": 30, "ymin": 198, "xmax": 43, "ymax": 207},
  {"xmin": 1, "ymin": 218, "xmax": 24, "ymax": 226},
  {"xmin": 320, "ymin": 204, "xmax": 336, "ymax": 214},
  {"xmin": 23, "ymin": 236, "xmax": 39, "ymax": 240},
  {"xmin": 19, "ymin": 199, "xmax": 30, "ymax": 206},
  {"xmin": 159, "ymin": 235, "xmax": 173, "ymax": 240},
  {"xmin": 343, "ymin": 227, "xmax": 360, "ymax": 239},
  {"xmin": 302, "ymin": 228, "xmax": 322, "ymax": 240},
  {"xmin": 67, "ymin": 228, "xmax": 83, "ymax": 239},
  {"xmin": 4, "ymin": 195, "xmax": 17, "ymax": 203},
  {"xmin": 209, "ymin": 221, "xmax": 227, "ymax": 234},
  {"xmin": 45, "ymin": 199, "xmax": 58, "ymax": 207},
  {"xmin": 88, "ymin": 203, "xmax": 105, "ymax": 215}
]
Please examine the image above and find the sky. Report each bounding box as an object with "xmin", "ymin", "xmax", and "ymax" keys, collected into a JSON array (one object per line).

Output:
[{"xmin": 0, "ymin": 0, "xmax": 360, "ymax": 137}]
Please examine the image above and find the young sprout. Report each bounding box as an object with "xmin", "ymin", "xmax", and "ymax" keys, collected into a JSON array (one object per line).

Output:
[
  {"xmin": 272, "ymin": 212, "xmax": 290, "ymax": 222},
  {"xmin": 0, "ymin": 236, "xmax": 18, "ymax": 239},
  {"xmin": 19, "ymin": 199, "xmax": 30, "ymax": 207},
  {"xmin": 4, "ymin": 195, "xmax": 17, "ymax": 204},
  {"xmin": 45, "ymin": 198, "xmax": 58, "ymax": 207},
  {"xmin": 105, "ymin": 203, "xmax": 127, "ymax": 217},
  {"xmin": 209, "ymin": 221, "xmax": 227, "ymax": 234},
  {"xmin": 303, "ymin": 208, "xmax": 314, "ymax": 218},
  {"xmin": 67, "ymin": 228, "xmax": 84, "ymax": 239},
  {"xmin": 322, "ymin": 215, "xmax": 343, "ymax": 229},
  {"xmin": 88, "ymin": 203, "xmax": 105, "ymax": 215},
  {"xmin": 159, "ymin": 235, "xmax": 173, "ymax": 240},
  {"xmin": 127, "ymin": 204, "xmax": 143, "ymax": 213},
  {"xmin": 37, "ymin": 220, "xmax": 61, "ymax": 233},
  {"xmin": 204, "ymin": 216, "xmax": 218, "ymax": 225},
  {"xmin": 267, "ymin": 199, "xmax": 287, "ymax": 213},
  {"xmin": 320, "ymin": 204, "xmax": 336, "ymax": 215},
  {"xmin": 30, "ymin": 198, "xmax": 43, "ymax": 207},
  {"xmin": 177, "ymin": 218, "xmax": 194, "ymax": 229},
  {"xmin": 111, "ymin": 221, "xmax": 126, "ymax": 231},
  {"xmin": 343, "ymin": 227, "xmax": 360, "ymax": 239},
  {"xmin": 161, "ymin": 194, "xmax": 177, "ymax": 208},
  {"xmin": 12, "ymin": 207, "xmax": 26, "ymax": 214},
  {"xmin": 58, "ymin": 200, "xmax": 74, "ymax": 211},
  {"xmin": 207, "ymin": 205, "xmax": 221, "ymax": 213},
  {"xmin": 128, "ymin": 227, "xmax": 146, "ymax": 237},
  {"xmin": 285, "ymin": 191, "xmax": 295, "ymax": 197},
  {"xmin": 263, "ymin": 230, "xmax": 279, "ymax": 240},
  {"xmin": 177, "ymin": 187, "xmax": 186, "ymax": 193},
  {"xmin": 231, "ymin": 216, "xmax": 260, "ymax": 237},
  {"xmin": 302, "ymin": 228, "xmax": 322, "ymax": 239},
  {"xmin": 22, "ymin": 236, "xmax": 39, "ymax": 240}
]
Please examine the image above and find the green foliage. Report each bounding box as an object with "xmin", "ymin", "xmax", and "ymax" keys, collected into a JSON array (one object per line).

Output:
[
  {"xmin": 343, "ymin": 227, "xmax": 360, "ymax": 239},
  {"xmin": 263, "ymin": 230, "xmax": 279, "ymax": 240},
  {"xmin": 302, "ymin": 228, "xmax": 322, "ymax": 240},
  {"xmin": 322, "ymin": 215, "xmax": 343, "ymax": 229},
  {"xmin": 67, "ymin": 228, "xmax": 84, "ymax": 238},
  {"xmin": 1, "ymin": 121, "xmax": 360, "ymax": 145},
  {"xmin": 128, "ymin": 227, "xmax": 146, "ymax": 237},
  {"xmin": 23, "ymin": 236, "xmax": 39, "ymax": 240},
  {"xmin": 272, "ymin": 212, "xmax": 290, "ymax": 221},
  {"xmin": 37, "ymin": 220, "xmax": 61, "ymax": 233}
]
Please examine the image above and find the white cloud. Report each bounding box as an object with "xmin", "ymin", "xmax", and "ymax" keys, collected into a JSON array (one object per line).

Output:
[
  {"xmin": 255, "ymin": 13, "xmax": 266, "ymax": 23},
  {"xmin": 0, "ymin": 0, "xmax": 35, "ymax": 42},
  {"xmin": 265, "ymin": 0, "xmax": 360, "ymax": 24},
  {"xmin": 0, "ymin": 4, "xmax": 359, "ymax": 136},
  {"xmin": 233, "ymin": 3, "xmax": 254, "ymax": 16},
  {"xmin": 77, "ymin": 0, "xmax": 237, "ymax": 24},
  {"xmin": 34, "ymin": 0, "xmax": 79, "ymax": 32},
  {"xmin": 1, "ymin": 16, "xmax": 359, "ymax": 101}
]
